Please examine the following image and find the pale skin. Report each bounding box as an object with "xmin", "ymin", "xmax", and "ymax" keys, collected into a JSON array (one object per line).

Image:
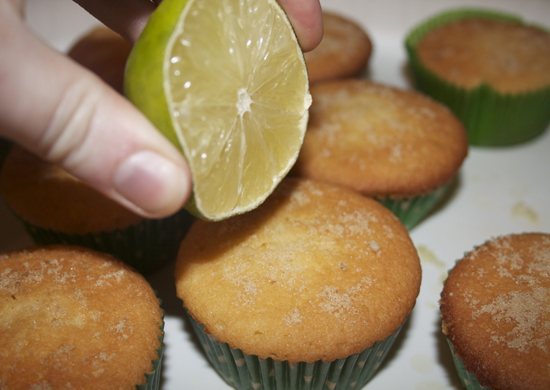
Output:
[{"xmin": 0, "ymin": 0, "xmax": 323, "ymax": 218}]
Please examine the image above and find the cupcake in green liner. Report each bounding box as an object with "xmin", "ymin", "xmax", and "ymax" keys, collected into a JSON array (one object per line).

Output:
[
  {"xmin": 0, "ymin": 146, "xmax": 195, "ymax": 274},
  {"xmin": 0, "ymin": 245, "xmax": 165, "ymax": 390},
  {"xmin": 440, "ymin": 233, "xmax": 550, "ymax": 390},
  {"xmin": 405, "ymin": 8, "xmax": 550, "ymax": 146},
  {"xmin": 291, "ymin": 79, "xmax": 468, "ymax": 230},
  {"xmin": 188, "ymin": 310, "xmax": 404, "ymax": 390},
  {"xmin": 176, "ymin": 178, "xmax": 422, "ymax": 390}
]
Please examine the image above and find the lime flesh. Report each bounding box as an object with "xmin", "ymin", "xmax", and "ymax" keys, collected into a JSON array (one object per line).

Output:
[{"xmin": 125, "ymin": 0, "xmax": 311, "ymax": 220}]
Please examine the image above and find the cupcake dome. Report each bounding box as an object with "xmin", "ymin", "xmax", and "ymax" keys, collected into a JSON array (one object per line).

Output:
[
  {"xmin": 176, "ymin": 178, "xmax": 421, "ymax": 390},
  {"xmin": 0, "ymin": 245, "xmax": 164, "ymax": 390},
  {"xmin": 304, "ymin": 12, "xmax": 372, "ymax": 84},
  {"xmin": 0, "ymin": 146, "xmax": 194, "ymax": 274},
  {"xmin": 440, "ymin": 233, "xmax": 550, "ymax": 390},
  {"xmin": 0, "ymin": 146, "xmax": 142, "ymax": 235},
  {"xmin": 292, "ymin": 79, "xmax": 468, "ymax": 229}
]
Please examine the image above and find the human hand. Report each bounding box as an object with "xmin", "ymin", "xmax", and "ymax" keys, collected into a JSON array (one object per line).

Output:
[
  {"xmin": 278, "ymin": 0, "xmax": 324, "ymax": 51},
  {"xmin": 0, "ymin": 0, "xmax": 322, "ymax": 218}
]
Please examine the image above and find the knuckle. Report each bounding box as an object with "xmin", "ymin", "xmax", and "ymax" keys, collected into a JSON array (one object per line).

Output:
[{"xmin": 42, "ymin": 76, "xmax": 103, "ymax": 167}]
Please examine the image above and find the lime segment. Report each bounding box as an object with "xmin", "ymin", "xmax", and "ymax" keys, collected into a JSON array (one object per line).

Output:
[{"xmin": 125, "ymin": 0, "xmax": 311, "ymax": 220}]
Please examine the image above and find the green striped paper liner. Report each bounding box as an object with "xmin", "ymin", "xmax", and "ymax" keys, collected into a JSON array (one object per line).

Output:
[
  {"xmin": 445, "ymin": 340, "xmax": 490, "ymax": 390},
  {"xmin": 441, "ymin": 258, "xmax": 490, "ymax": 390},
  {"xmin": 22, "ymin": 208, "xmax": 194, "ymax": 275},
  {"xmin": 405, "ymin": 8, "xmax": 550, "ymax": 146},
  {"xmin": 376, "ymin": 180, "xmax": 451, "ymax": 230},
  {"xmin": 187, "ymin": 310, "xmax": 405, "ymax": 390},
  {"xmin": 137, "ymin": 296, "xmax": 165, "ymax": 390}
]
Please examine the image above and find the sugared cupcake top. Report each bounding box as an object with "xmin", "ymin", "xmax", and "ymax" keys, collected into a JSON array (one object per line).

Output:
[
  {"xmin": 304, "ymin": 12, "xmax": 372, "ymax": 84},
  {"xmin": 0, "ymin": 245, "xmax": 163, "ymax": 389},
  {"xmin": 176, "ymin": 178, "xmax": 421, "ymax": 363},
  {"xmin": 416, "ymin": 18, "xmax": 550, "ymax": 93},
  {"xmin": 441, "ymin": 233, "xmax": 550, "ymax": 390},
  {"xmin": 0, "ymin": 146, "xmax": 142, "ymax": 234},
  {"xmin": 292, "ymin": 79, "xmax": 468, "ymax": 198}
]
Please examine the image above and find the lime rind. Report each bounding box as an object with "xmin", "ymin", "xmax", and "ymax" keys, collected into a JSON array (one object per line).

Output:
[{"xmin": 125, "ymin": 0, "xmax": 188, "ymax": 149}]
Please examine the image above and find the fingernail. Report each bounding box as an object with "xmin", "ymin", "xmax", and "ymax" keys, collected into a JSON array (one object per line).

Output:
[{"xmin": 114, "ymin": 151, "xmax": 190, "ymax": 217}]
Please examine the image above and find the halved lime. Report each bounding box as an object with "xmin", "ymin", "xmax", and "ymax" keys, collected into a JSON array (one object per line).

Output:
[{"xmin": 125, "ymin": 0, "xmax": 311, "ymax": 220}]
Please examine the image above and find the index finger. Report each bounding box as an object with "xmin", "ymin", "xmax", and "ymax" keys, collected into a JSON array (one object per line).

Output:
[
  {"xmin": 278, "ymin": 0, "xmax": 323, "ymax": 52},
  {"xmin": 74, "ymin": 0, "xmax": 323, "ymax": 51}
]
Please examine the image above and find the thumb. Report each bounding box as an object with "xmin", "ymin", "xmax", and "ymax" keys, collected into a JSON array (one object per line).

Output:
[{"xmin": 0, "ymin": 4, "xmax": 191, "ymax": 218}]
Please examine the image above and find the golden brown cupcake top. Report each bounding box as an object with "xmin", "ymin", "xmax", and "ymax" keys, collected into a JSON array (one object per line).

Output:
[
  {"xmin": 176, "ymin": 178, "xmax": 421, "ymax": 364},
  {"xmin": 0, "ymin": 245, "xmax": 163, "ymax": 390},
  {"xmin": 292, "ymin": 79, "xmax": 468, "ymax": 198},
  {"xmin": 304, "ymin": 12, "xmax": 372, "ymax": 84},
  {"xmin": 440, "ymin": 233, "xmax": 550, "ymax": 390},
  {"xmin": 0, "ymin": 146, "xmax": 142, "ymax": 234},
  {"xmin": 416, "ymin": 18, "xmax": 550, "ymax": 93}
]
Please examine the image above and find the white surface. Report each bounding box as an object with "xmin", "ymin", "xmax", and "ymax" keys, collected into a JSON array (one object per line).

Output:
[{"xmin": 3, "ymin": 0, "xmax": 549, "ymax": 389}]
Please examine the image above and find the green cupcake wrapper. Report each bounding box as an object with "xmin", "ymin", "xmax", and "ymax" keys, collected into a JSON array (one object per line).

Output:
[
  {"xmin": 187, "ymin": 309, "xmax": 405, "ymax": 390},
  {"xmin": 376, "ymin": 180, "xmax": 452, "ymax": 230},
  {"xmin": 405, "ymin": 8, "xmax": 550, "ymax": 146},
  {"xmin": 137, "ymin": 296, "xmax": 166, "ymax": 390},
  {"xmin": 22, "ymin": 208, "xmax": 195, "ymax": 275},
  {"xmin": 445, "ymin": 339, "xmax": 490, "ymax": 390},
  {"xmin": 440, "ymin": 259, "xmax": 491, "ymax": 390}
]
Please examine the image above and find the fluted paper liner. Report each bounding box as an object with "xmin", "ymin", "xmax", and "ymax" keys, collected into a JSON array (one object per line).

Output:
[
  {"xmin": 445, "ymin": 340, "xmax": 490, "ymax": 390},
  {"xmin": 137, "ymin": 296, "xmax": 165, "ymax": 390},
  {"xmin": 441, "ymin": 258, "xmax": 493, "ymax": 390},
  {"xmin": 22, "ymin": 208, "xmax": 194, "ymax": 275},
  {"xmin": 376, "ymin": 180, "xmax": 452, "ymax": 230},
  {"xmin": 187, "ymin": 309, "xmax": 405, "ymax": 390}
]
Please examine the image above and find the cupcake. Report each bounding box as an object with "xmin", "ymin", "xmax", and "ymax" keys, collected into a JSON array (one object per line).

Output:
[
  {"xmin": 440, "ymin": 233, "xmax": 550, "ymax": 390},
  {"xmin": 0, "ymin": 145, "xmax": 194, "ymax": 274},
  {"xmin": 0, "ymin": 245, "xmax": 165, "ymax": 389},
  {"xmin": 304, "ymin": 12, "xmax": 372, "ymax": 84},
  {"xmin": 406, "ymin": 8, "xmax": 550, "ymax": 146},
  {"xmin": 175, "ymin": 178, "xmax": 422, "ymax": 390},
  {"xmin": 291, "ymin": 79, "xmax": 468, "ymax": 229}
]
